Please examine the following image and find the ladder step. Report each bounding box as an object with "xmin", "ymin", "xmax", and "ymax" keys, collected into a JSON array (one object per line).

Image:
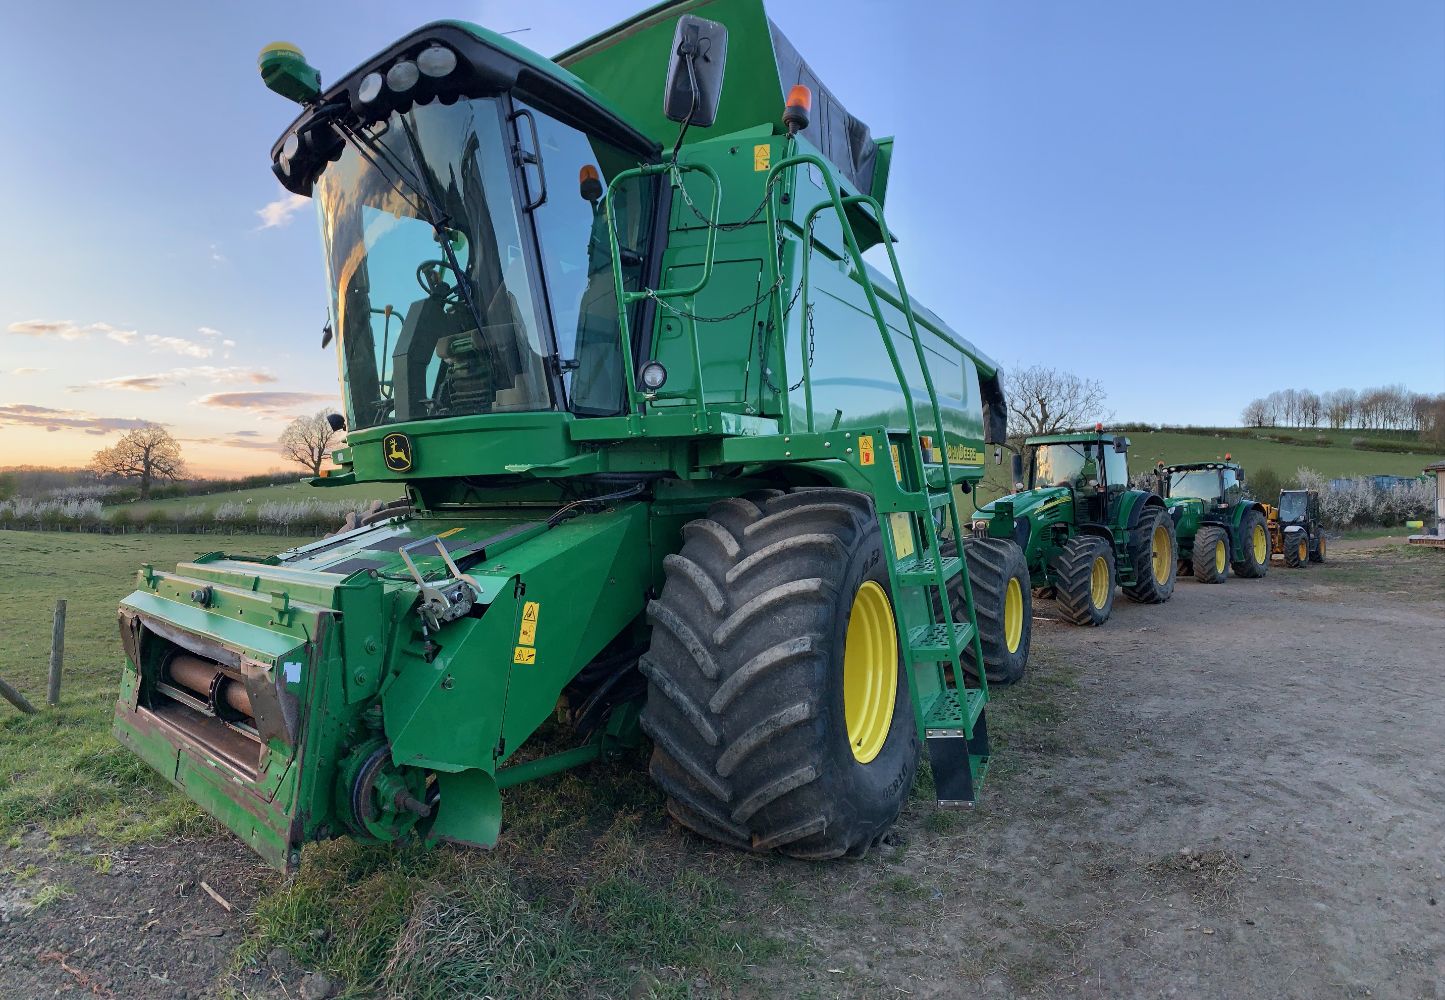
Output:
[
  {"xmin": 923, "ymin": 686, "xmax": 987, "ymax": 731},
  {"xmin": 895, "ymin": 489, "xmax": 952, "ymax": 513},
  {"xmin": 895, "ymin": 553, "xmax": 962, "ymax": 586},
  {"xmin": 926, "ymin": 700, "xmax": 990, "ymax": 806},
  {"xmin": 906, "ymin": 621, "xmax": 976, "ymax": 662}
]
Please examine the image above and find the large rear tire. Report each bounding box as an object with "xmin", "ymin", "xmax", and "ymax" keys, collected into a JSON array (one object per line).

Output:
[
  {"xmin": 1310, "ymin": 532, "xmax": 1327, "ymax": 564},
  {"xmin": 1122, "ymin": 507, "xmax": 1177, "ymax": 604},
  {"xmin": 1192, "ymin": 525, "xmax": 1230, "ymax": 584},
  {"xmin": 1052, "ymin": 535, "xmax": 1115, "ymax": 626},
  {"xmin": 641, "ymin": 489, "xmax": 919, "ymax": 860},
  {"xmin": 1233, "ymin": 509, "xmax": 1270, "ymax": 579},
  {"xmin": 942, "ymin": 537, "xmax": 1031, "ymax": 685}
]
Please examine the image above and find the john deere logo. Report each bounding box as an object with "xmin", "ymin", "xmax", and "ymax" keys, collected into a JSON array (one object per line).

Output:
[{"xmin": 382, "ymin": 433, "xmax": 413, "ymax": 472}]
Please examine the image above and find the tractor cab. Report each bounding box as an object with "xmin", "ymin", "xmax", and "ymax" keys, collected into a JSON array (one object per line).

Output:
[
  {"xmin": 1161, "ymin": 461, "xmax": 1246, "ymax": 509},
  {"xmin": 1277, "ymin": 489, "xmax": 1317, "ymax": 525},
  {"xmin": 1023, "ymin": 430, "xmax": 1131, "ymax": 523}
]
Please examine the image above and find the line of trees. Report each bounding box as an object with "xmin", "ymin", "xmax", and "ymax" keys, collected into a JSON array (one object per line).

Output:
[{"xmin": 1242, "ymin": 384, "xmax": 1445, "ymax": 439}]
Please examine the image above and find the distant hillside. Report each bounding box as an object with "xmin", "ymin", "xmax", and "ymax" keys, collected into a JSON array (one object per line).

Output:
[{"xmin": 974, "ymin": 427, "xmax": 1442, "ymax": 505}]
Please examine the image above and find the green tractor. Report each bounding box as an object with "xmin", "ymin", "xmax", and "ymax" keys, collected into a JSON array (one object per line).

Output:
[
  {"xmin": 112, "ymin": 1, "xmax": 1028, "ymax": 870},
  {"xmin": 1158, "ymin": 459, "xmax": 1271, "ymax": 583},
  {"xmin": 973, "ymin": 427, "xmax": 1177, "ymax": 629}
]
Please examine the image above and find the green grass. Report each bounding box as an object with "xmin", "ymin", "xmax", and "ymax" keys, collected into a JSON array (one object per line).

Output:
[
  {"xmin": 116, "ymin": 481, "xmax": 403, "ymax": 517},
  {"xmin": 973, "ymin": 427, "xmax": 1441, "ymax": 505},
  {"xmin": 0, "ymin": 532, "xmax": 314, "ymax": 844}
]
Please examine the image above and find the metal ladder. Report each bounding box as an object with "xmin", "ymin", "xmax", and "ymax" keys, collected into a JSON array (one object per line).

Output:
[{"xmin": 761, "ymin": 152, "xmax": 991, "ymax": 803}]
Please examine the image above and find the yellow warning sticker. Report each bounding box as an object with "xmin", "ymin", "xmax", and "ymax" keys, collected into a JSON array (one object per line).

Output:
[
  {"xmin": 890, "ymin": 444, "xmax": 902, "ymax": 482},
  {"xmin": 890, "ymin": 513, "xmax": 916, "ymax": 560},
  {"xmin": 517, "ymin": 600, "xmax": 540, "ymax": 648},
  {"xmin": 858, "ymin": 435, "xmax": 875, "ymax": 466},
  {"xmin": 753, "ymin": 143, "xmax": 770, "ymax": 172},
  {"xmin": 437, "ymin": 526, "xmax": 465, "ymax": 539},
  {"xmin": 513, "ymin": 646, "xmax": 536, "ymax": 665}
]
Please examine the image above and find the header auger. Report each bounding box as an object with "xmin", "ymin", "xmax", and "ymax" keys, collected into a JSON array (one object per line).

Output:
[{"xmin": 112, "ymin": 0, "xmax": 1028, "ymax": 869}]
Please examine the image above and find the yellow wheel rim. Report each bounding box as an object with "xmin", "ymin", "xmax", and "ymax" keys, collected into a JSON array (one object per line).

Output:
[
  {"xmin": 1214, "ymin": 540, "xmax": 1226, "ymax": 573},
  {"xmin": 1151, "ymin": 523, "xmax": 1170, "ymax": 583},
  {"xmin": 1089, "ymin": 555, "xmax": 1109, "ymax": 609},
  {"xmin": 1299, "ymin": 540, "xmax": 1308, "ymax": 562},
  {"xmin": 1318, "ymin": 536, "xmax": 1325, "ymax": 559},
  {"xmin": 843, "ymin": 581, "xmax": 898, "ymax": 764},
  {"xmin": 1252, "ymin": 524, "xmax": 1267, "ymax": 563},
  {"xmin": 1004, "ymin": 577, "xmax": 1024, "ymax": 654}
]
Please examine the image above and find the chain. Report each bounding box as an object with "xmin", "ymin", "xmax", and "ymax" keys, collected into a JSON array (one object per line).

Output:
[{"xmin": 671, "ymin": 159, "xmax": 782, "ymax": 232}]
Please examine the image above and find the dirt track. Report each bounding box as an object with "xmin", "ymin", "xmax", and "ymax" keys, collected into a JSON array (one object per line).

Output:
[{"xmin": 1, "ymin": 538, "xmax": 1441, "ymax": 998}]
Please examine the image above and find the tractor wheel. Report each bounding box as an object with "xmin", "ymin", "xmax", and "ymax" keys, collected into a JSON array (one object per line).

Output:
[
  {"xmin": 1122, "ymin": 507, "xmax": 1177, "ymax": 604},
  {"xmin": 1283, "ymin": 530, "xmax": 1308, "ymax": 568},
  {"xmin": 641, "ymin": 489, "xmax": 919, "ymax": 860},
  {"xmin": 1310, "ymin": 533, "xmax": 1327, "ymax": 564},
  {"xmin": 1192, "ymin": 525, "xmax": 1230, "ymax": 584},
  {"xmin": 1232, "ymin": 510, "xmax": 1270, "ymax": 579},
  {"xmin": 1052, "ymin": 535, "xmax": 1115, "ymax": 626},
  {"xmin": 941, "ymin": 537, "xmax": 1031, "ymax": 685}
]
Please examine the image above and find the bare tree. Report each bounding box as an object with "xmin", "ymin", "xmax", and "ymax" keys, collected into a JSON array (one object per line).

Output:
[
  {"xmin": 1241, "ymin": 398, "xmax": 1270, "ymax": 427},
  {"xmin": 280, "ymin": 411, "xmax": 340, "ymax": 476},
  {"xmin": 91, "ymin": 424, "xmax": 186, "ymax": 498},
  {"xmin": 1321, "ymin": 388, "xmax": 1356, "ymax": 429},
  {"xmin": 1004, "ymin": 365, "xmax": 1110, "ymax": 441}
]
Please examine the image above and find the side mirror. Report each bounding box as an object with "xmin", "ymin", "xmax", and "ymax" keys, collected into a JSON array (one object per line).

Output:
[
  {"xmin": 325, "ymin": 413, "xmax": 346, "ymax": 433},
  {"xmin": 663, "ymin": 14, "xmax": 728, "ymax": 128},
  {"xmin": 1011, "ymin": 453, "xmax": 1024, "ymax": 486},
  {"xmin": 1113, "ymin": 435, "xmax": 1128, "ymax": 454},
  {"xmin": 320, "ymin": 319, "xmax": 333, "ymax": 349}
]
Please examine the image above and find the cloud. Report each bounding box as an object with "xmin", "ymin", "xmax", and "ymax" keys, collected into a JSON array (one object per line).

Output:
[
  {"xmin": 0, "ymin": 403, "xmax": 151, "ymax": 435},
  {"xmin": 197, "ymin": 326, "xmax": 225, "ymax": 339},
  {"xmin": 142, "ymin": 334, "xmax": 211, "ymax": 359},
  {"xmin": 9, "ymin": 367, "xmax": 49, "ymax": 375},
  {"xmin": 79, "ymin": 367, "xmax": 278, "ymax": 392},
  {"xmin": 257, "ymin": 192, "xmax": 310, "ymax": 229},
  {"xmin": 208, "ymin": 244, "xmax": 226, "ymax": 265},
  {"xmin": 196, "ymin": 390, "xmax": 335, "ymax": 414},
  {"xmin": 180, "ymin": 434, "xmax": 283, "ymax": 452},
  {"xmin": 7, "ymin": 319, "xmax": 138, "ymax": 343}
]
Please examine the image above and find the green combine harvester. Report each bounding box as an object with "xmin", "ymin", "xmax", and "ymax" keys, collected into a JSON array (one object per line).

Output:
[
  {"xmin": 973, "ymin": 427, "xmax": 1176, "ymax": 628},
  {"xmin": 1158, "ymin": 458, "xmax": 1271, "ymax": 583},
  {"xmin": 112, "ymin": 0, "xmax": 1025, "ymax": 869}
]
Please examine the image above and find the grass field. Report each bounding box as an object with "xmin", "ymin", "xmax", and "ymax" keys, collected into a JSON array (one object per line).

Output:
[
  {"xmin": 115, "ymin": 481, "xmax": 404, "ymax": 517},
  {"xmin": 973, "ymin": 426, "xmax": 1442, "ymax": 504}
]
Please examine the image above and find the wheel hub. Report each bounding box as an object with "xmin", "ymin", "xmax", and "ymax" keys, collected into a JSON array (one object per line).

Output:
[
  {"xmin": 842, "ymin": 581, "xmax": 898, "ymax": 764},
  {"xmin": 1004, "ymin": 577, "xmax": 1023, "ymax": 654},
  {"xmin": 1151, "ymin": 523, "xmax": 1170, "ymax": 583},
  {"xmin": 1090, "ymin": 555, "xmax": 1109, "ymax": 609},
  {"xmin": 1253, "ymin": 525, "xmax": 1267, "ymax": 563}
]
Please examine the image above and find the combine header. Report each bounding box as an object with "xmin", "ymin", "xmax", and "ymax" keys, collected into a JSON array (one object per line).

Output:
[{"xmin": 113, "ymin": 0, "xmax": 1021, "ymax": 868}]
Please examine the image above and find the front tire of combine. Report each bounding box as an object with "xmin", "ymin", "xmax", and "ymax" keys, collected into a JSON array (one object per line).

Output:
[
  {"xmin": 1232, "ymin": 510, "xmax": 1270, "ymax": 579},
  {"xmin": 1052, "ymin": 535, "xmax": 1115, "ymax": 626},
  {"xmin": 1122, "ymin": 507, "xmax": 1177, "ymax": 604},
  {"xmin": 1283, "ymin": 530, "xmax": 1308, "ymax": 568},
  {"xmin": 641, "ymin": 489, "xmax": 919, "ymax": 861},
  {"xmin": 1192, "ymin": 525, "xmax": 1230, "ymax": 583},
  {"xmin": 1310, "ymin": 533, "xmax": 1327, "ymax": 564},
  {"xmin": 942, "ymin": 537, "xmax": 1031, "ymax": 685}
]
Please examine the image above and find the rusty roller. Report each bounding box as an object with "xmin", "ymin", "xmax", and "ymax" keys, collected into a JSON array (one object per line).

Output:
[{"xmin": 167, "ymin": 654, "xmax": 252, "ymax": 718}]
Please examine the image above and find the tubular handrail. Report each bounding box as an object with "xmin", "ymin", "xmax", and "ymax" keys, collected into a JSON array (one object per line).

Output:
[{"xmin": 604, "ymin": 160, "xmax": 721, "ymax": 413}]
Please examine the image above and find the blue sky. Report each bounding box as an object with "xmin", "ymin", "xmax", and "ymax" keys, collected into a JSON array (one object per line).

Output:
[{"xmin": 1, "ymin": 1, "xmax": 1440, "ymax": 474}]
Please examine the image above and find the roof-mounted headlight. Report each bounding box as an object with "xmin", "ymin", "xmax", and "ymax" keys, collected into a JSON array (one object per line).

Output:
[
  {"xmin": 417, "ymin": 44, "xmax": 457, "ymax": 79},
  {"xmin": 357, "ymin": 71, "xmax": 384, "ymax": 104},
  {"xmin": 386, "ymin": 60, "xmax": 419, "ymax": 93}
]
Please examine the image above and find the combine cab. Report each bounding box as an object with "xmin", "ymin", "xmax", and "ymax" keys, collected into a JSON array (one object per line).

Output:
[
  {"xmin": 114, "ymin": 1, "xmax": 1022, "ymax": 869},
  {"xmin": 1159, "ymin": 459, "xmax": 1271, "ymax": 583}
]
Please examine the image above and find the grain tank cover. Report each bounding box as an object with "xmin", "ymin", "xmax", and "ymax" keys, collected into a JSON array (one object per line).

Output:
[{"xmin": 558, "ymin": 0, "xmax": 882, "ymax": 197}]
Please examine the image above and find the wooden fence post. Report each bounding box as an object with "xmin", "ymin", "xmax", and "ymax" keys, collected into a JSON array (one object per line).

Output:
[
  {"xmin": 47, "ymin": 599, "xmax": 66, "ymax": 707},
  {"xmin": 0, "ymin": 674, "xmax": 37, "ymax": 714}
]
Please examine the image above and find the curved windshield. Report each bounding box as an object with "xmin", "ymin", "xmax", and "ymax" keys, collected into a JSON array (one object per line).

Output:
[
  {"xmin": 1032, "ymin": 443, "xmax": 1099, "ymax": 490},
  {"xmin": 1278, "ymin": 492, "xmax": 1307, "ymax": 522},
  {"xmin": 316, "ymin": 98, "xmax": 549, "ymax": 429},
  {"xmin": 1169, "ymin": 469, "xmax": 1222, "ymax": 501}
]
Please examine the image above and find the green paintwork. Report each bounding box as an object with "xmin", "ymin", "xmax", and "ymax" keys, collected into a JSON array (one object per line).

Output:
[
  {"xmin": 975, "ymin": 431, "xmax": 1168, "ymax": 590},
  {"xmin": 117, "ymin": 0, "xmax": 1008, "ymax": 869},
  {"xmin": 1159, "ymin": 461, "xmax": 1269, "ymax": 564}
]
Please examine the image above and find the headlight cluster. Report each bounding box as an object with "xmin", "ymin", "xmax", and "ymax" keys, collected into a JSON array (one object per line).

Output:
[
  {"xmin": 358, "ymin": 43, "xmax": 458, "ymax": 108},
  {"xmin": 971, "ymin": 519, "xmax": 991, "ymax": 537}
]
